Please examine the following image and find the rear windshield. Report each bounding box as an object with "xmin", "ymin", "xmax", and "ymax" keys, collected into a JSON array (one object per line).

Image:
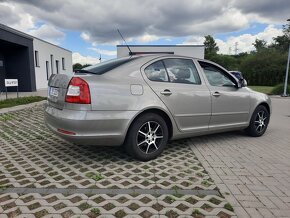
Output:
[{"xmin": 80, "ymin": 56, "xmax": 138, "ymax": 75}]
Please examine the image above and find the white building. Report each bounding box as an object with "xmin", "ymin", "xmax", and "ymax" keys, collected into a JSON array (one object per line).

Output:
[
  {"xmin": 117, "ymin": 45, "xmax": 205, "ymax": 59},
  {"xmin": 33, "ymin": 38, "xmax": 72, "ymax": 90},
  {"xmin": 0, "ymin": 23, "xmax": 72, "ymax": 92}
]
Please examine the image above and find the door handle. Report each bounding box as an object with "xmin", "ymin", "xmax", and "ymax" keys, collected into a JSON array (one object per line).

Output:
[
  {"xmin": 212, "ymin": 91, "xmax": 220, "ymax": 97},
  {"xmin": 160, "ymin": 89, "xmax": 172, "ymax": 96}
]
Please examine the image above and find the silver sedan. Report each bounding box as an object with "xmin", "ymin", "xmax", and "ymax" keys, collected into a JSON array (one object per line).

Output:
[{"xmin": 44, "ymin": 55, "xmax": 271, "ymax": 161}]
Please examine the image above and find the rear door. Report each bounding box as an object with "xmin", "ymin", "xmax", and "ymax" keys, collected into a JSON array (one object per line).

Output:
[
  {"xmin": 142, "ymin": 58, "xmax": 211, "ymax": 133},
  {"xmin": 198, "ymin": 61, "xmax": 250, "ymax": 130}
]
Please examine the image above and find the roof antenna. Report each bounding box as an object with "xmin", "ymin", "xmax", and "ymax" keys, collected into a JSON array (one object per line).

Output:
[{"xmin": 117, "ymin": 29, "xmax": 132, "ymax": 56}]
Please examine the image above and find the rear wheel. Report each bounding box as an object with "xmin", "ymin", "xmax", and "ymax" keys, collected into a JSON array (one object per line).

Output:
[
  {"xmin": 246, "ymin": 105, "xmax": 270, "ymax": 137},
  {"xmin": 125, "ymin": 113, "xmax": 168, "ymax": 161}
]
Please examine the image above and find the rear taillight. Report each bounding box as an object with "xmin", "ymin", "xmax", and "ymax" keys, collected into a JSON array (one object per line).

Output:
[{"xmin": 65, "ymin": 77, "xmax": 91, "ymax": 104}]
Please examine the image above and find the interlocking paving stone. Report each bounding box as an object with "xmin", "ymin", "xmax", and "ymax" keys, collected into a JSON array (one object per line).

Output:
[
  {"xmin": 1, "ymin": 187, "xmax": 220, "ymax": 196},
  {"xmin": 0, "ymin": 104, "xmax": 235, "ymax": 217},
  {"xmin": 189, "ymin": 98, "xmax": 290, "ymax": 218}
]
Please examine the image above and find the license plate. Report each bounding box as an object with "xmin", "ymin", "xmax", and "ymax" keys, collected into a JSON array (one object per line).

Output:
[{"xmin": 49, "ymin": 87, "xmax": 59, "ymax": 98}]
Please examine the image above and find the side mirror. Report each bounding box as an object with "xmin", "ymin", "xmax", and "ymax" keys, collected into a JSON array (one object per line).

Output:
[{"xmin": 238, "ymin": 78, "xmax": 247, "ymax": 88}]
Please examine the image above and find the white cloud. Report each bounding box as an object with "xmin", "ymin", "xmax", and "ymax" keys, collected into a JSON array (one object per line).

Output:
[
  {"xmin": 137, "ymin": 34, "xmax": 160, "ymax": 43},
  {"xmin": 80, "ymin": 32, "xmax": 90, "ymax": 41},
  {"xmin": 72, "ymin": 52, "xmax": 100, "ymax": 65},
  {"xmin": 89, "ymin": 47, "xmax": 117, "ymax": 56},
  {"xmin": 28, "ymin": 24, "xmax": 65, "ymax": 45},
  {"xmin": 181, "ymin": 36, "xmax": 204, "ymax": 45},
  {"xmin": 1, "ymin": 0, "xmax": 288, "ymax": 49},
  {"xmin": 216, "ymin": 25, "xmax": 283, "ymax": 54},
  {"xmin": 0, "ymin": 2, "xmax": 65, "ymax": 45},
  {"xmin": 1, "ymin": 0, "xmax": 255, "ymax": 44},
  {"xmin": 0, "ymin": 2, "xmax": 35, "ymax": 31}
]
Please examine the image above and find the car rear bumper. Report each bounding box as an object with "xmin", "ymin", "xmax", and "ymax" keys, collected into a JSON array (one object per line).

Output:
[{"xmin": 44, "ymin": 103, "xmax": 137, "ymax": 146}]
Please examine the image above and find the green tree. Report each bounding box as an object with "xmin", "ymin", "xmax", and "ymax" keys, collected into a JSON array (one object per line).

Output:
[
  {"xmin": 208, "ymin": 54, "xmax": 239, "ymax": 70},
  {"xmin": 73, "ymin": 63, "xmax": 83, "ymax": 71},
  {"xmin": 253, "ymin": 39, "xmax": 267, "ymax": 52},
  {"xmin": 204, "ymin": 35, "xmax": 219, "ymax": 59},
  {"xmin": 271, "ymin": 24, "xmax": 290, "ymax": 52},
  {"xmin": 82, "ymin": 64, "xmax": 92, "ymax": 68},
  {"xmin": 240, "ymin": 49, "xmax": 287, "ymax": 86}
]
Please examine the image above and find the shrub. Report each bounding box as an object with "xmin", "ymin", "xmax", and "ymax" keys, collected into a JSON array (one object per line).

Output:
[{"xmin": 271, "ymin": 83, "xmax": 290, "ymax": 95}]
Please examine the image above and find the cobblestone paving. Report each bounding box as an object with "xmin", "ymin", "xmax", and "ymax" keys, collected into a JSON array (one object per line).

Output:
[
  {"xmin": 190, "ymin": 98, "xmax": 290, "ymax": 218},
  {"xmin": 0, "ymin": 105, "xmax": 235, "ymax": 217}
]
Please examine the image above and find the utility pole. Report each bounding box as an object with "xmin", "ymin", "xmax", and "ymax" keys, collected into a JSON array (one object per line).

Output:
[
  {"xmin": 234, "ymin": 42, "xmax": 238, "ymax": 55},
  {"xmin": 282, "ymin": 18, "xmax": 290, "ymax": 97},
  {"xmin": 282, "ymin": 44, "xmax": 290, "ymax": 96},
  {"xmin": 228, "ymin": 47, "xmax": 232, "ymax": 55}
]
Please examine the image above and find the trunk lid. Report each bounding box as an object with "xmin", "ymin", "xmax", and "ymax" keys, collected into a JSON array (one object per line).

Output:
[{"xmin": 48, "ymin": 74, "xmax": 73, "ymax": 109}]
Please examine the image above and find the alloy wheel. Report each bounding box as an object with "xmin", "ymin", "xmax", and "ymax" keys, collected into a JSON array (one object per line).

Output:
[
  {"xmin": 254, "ymin": 110, "xmax": 267, "ymax": 133},
  {"xmin": 136, "ymin": 121, "xmax": 163, "ymax": 154}
]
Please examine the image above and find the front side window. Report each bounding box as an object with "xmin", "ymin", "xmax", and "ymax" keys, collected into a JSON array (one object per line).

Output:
[
  {"xmin": 163, "ymin": 59, "xmax": 201, "ymax": 85},
  {"xmin": 144, "ymin": 61, "xmax": 169, "ymax": 82},
  {"xmin": 199, "ymin": 62, "xmax": 236, "ymax": 87}
]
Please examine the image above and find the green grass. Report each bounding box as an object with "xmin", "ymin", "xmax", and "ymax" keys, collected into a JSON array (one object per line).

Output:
[
  {"xmin": 0, "ymin": 96, "xmax": 46, "ymax": 109},
  {"xmin": 248, "ymin": 86, "xmax": 274, "ymax": 94},
  {"xmin": 224, "ymin": 203, "xmax": 234, "ymax": 212}
]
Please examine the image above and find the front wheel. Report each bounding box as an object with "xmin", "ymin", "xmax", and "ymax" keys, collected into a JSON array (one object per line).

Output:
[
  {"xmin": 246, "ymin": 105, "xmax": 270, "ymax": 137},
  {"xmin": 125, "ymin": 113, "xmax": 169, "ymax": 161}
]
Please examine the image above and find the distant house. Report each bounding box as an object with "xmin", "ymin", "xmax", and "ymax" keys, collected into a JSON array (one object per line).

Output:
[
  {"xmin": 0, "ymin": 23, "xmax": 72, "ymax": 92},
  {"xmin": 117, "ymin": 45, "xmax": 205, "ymax": 59}
]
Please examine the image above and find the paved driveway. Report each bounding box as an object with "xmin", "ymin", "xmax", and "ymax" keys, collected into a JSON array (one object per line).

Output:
[
  {"xmin": 190, "ymin": 97, "xmax": 290, "ymax": 217},
  {"xmin": 0, "ymin": 97, "xmax": 289, "ymax": 217},
  {"xmin": 0, "ymin": 105, "xmax": 233, "ymax": 217}
]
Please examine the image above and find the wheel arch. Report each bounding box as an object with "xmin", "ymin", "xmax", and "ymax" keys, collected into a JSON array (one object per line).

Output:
[
  {"xmin": 125, "ymin": 107, "xmax": 174, "ymax": 142},
  {"xmin": 258, "ymin": 102, "xmax": 271, "ymax": 114}
]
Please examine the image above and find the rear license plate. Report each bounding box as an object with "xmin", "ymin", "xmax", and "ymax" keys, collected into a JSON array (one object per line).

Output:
[
  {"xmin": 48, "ymin": 87, "xmax": 59, "ymax": 102},
  {"xmin": 49, "ymin": 87, "xmax": 59, "ymax": 97}
]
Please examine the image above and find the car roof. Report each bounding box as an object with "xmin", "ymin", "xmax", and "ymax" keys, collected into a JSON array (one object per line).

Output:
[{"xmin": 130, "ymin": 54, "xmax": 200, "ymax": 60}]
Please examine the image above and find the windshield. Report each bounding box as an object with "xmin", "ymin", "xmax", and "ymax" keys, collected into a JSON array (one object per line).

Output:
[{"xmin": 81, "ymin": 56, "xmax": 138, "ymax": 75}]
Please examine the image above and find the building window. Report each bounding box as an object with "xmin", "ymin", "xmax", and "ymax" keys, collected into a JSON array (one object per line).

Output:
[
  {"xmin": 56, "ymin": 60, "xmax": 59, "ymax": 74},
  {"xmin": 35, "ymin": 51, "xmax": 40, "ymax": 67},
  {"xmin": 62, "ymin": 57, "xmax": 65, "ymax": 70},
  {"xmin": 46, "ymin": 61, "xmax": 50, "ymax": 80},
  {"xmin": 50, "ymin": 55, "xmax": 54, "ymax": 74}
]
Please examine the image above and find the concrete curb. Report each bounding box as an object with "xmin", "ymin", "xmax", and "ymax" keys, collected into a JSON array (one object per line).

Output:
[
  {"xmin": 0, "ymin": 100, "xmax": 46, "ymax": 114},
  {"xmin": 270, "ymin": 95, "xmax": 290, "ymax": 99}
]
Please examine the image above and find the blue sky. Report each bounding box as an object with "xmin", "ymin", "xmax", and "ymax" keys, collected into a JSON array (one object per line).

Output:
[{"xmin": 0, "ymin": 0, "xmax": 287, "ymax": 64}]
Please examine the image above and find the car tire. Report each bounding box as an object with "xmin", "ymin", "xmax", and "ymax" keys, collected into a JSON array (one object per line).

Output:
[
  {"xmin": 245, "ymin": 105, "xmax": 270, "ymax": 137},
  {"xmin": 125, "ymin": 113, "xmax": 169, "ymax": 161}
]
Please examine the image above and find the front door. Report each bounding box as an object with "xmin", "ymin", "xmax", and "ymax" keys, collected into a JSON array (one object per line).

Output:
[
  {"xmin": 198, "ymin": 61, "xmax": 250, "ymax": 130},
  {"xmin": 142, "ymin": 58, "xmax": 211, "ymax": 133}
]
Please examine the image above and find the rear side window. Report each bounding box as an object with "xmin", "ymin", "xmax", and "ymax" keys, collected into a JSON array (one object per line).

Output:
[
  {"xmin": 145, "ymin": 58, "xmax": 201, "ymax": 85},
  {"xmin": 81, "ymin": 57, "xmax": 138, "ymax": 75},
  {"xmin": 163, "ymin": 59, "xmax": 201, "ymax": 85},
  {"xmin": 144, "ymin": 61, "xmax": 169, "ymax": 82}
]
